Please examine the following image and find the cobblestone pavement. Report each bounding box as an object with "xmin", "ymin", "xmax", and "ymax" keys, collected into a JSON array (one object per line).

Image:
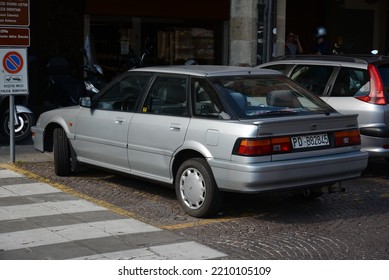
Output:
[{"xmin": 10, "ymin": 155, "xmax": 389, "ymax": 260}]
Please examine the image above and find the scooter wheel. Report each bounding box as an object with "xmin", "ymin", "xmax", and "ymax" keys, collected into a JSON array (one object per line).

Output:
[{"xmin": 1, "ymin": 112, "xmax": 34, "ymax": 143}]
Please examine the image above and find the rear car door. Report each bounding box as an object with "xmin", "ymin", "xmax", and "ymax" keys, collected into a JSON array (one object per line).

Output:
[{"xmin": 128, "ymin": 75, "xmax": 190, "ymax": 182}]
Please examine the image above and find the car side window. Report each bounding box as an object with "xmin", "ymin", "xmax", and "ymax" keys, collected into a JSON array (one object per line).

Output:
[
  {"xmin": 96, "ymin": 74, "xmax": 150, "ymax": 111},
  {"xmin": 192, "ymin": 78, "xmax": 224, "ymax": 119},
  {"xmin": 290, "ymin": 65, "xmax": 334, "ymax": 96},
  {"xmin": 142, "ymin": 76, "xmax": 188, "ymax": 116},
  {"xmin": 331, "ymin": 67, "xmax": 369, "ymax": 97}
]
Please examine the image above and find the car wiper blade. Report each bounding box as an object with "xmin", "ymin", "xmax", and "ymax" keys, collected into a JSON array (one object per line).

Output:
[{"xmin": 261, "ymin": 110, "xmax": 299, "ymax": 115}]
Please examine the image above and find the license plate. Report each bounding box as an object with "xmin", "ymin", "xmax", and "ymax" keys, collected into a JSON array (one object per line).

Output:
[{"xmin": 291, "ymin": 134, "xmax": 329, "ymax": 149}]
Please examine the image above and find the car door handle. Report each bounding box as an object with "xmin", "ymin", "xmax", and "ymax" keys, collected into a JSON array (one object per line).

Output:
[
  {"xmin": 115, "ymin": 117, "xmax": 125, "ymax": 124},
  {"xmin": 170, "ymin": 123, "xmax": 181, "ymax": 131}
]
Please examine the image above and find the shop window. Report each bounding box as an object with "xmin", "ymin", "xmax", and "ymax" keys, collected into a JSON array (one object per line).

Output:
[{"xmin": 158, "ymin": 28, "xmax": 215, "ymax": 65}]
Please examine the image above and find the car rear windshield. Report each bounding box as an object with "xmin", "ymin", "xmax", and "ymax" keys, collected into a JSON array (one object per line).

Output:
[{"xmin": 209, "ymin": 75, "xmax": 335, "ymax": 119}]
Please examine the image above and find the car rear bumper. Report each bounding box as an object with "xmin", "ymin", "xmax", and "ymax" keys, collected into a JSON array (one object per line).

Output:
[
  {"xmin": 358, "ymin": 126, "xmax": 389, "ymax": 157},
  {"xmin": 210, "ymin": 151, "xmax": 368, "ymax": 193}
]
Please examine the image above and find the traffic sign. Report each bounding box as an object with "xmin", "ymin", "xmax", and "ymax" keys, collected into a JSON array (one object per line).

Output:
[
  {"xmin": 0, "ymin": 0, "xmax": 29, "ymax": 26},
  {"xmin": 0, "ymin": 27, "xmax": 30, "ymax": 47},
  {"xmin": 0, "ymin": 48, "xmax": 28, "ymax": 95},
  {"xmin": 3, "ymin": 51, "xmax": 24, "ymax": 73}
]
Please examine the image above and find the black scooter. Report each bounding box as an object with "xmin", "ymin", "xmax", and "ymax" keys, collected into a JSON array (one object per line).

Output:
[{"xmin": 42, "ymin": 52, "xmax": 106, "ymax": 111}]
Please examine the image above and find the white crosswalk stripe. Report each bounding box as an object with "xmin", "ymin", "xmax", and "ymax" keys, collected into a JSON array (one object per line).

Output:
[
  {"xmin": 0, "ymin": 219, "xmax": 161, "ymax": 251},
  {"xmin": 0, "ymin": 169, "xmax": 227, "ymax": 260},
  {"xmin": 0, "ymin": 170, "xmax": 23, "ymax": 178},
  {"xmin": 0, "ymin": 182, "xmax": 61, "ymax": 198},
  {"xmin": 0, "ymin": 200, "xmax": 107, "ymax": 221}
]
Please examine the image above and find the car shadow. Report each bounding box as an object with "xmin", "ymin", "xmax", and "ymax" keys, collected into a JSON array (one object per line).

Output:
[{"xmin": 17, "ymin": 157, "xmax": 389, "ymax": 226}]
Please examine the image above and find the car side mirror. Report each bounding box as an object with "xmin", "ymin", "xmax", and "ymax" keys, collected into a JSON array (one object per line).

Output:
[{"xmin": 79, "ymin": 96, "xmax": 91, "ymax": 108}]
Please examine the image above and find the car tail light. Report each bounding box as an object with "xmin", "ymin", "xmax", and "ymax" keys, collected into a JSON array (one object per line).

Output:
[
  {"xmin": 234, "ymin": 137, "xmax": 291, "ymax": 156},
  {"xmin": 335, "ymin": 129, "xmax": 361, "ymax": 147},
  {"xmin": 355, "ymin": 64, "xmax": 386, "ymax": 105}
]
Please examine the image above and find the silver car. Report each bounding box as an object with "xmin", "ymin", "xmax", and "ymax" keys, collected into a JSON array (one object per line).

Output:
[
  {"xmin": 258, "ymin": 55, "xmax": 389, "ymax": 158},
  {"xmin": 32, "ymin": 65, "xmax": 368, "ymax": 217}
]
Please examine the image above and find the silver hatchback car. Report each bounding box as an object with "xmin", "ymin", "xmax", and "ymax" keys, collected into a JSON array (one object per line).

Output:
[
  {"xmin": 258, "ymin": 55, "xmax": 389, "ymax": 159},
  {"xmin": 32, "ymin": 65, "xmax": 368, "ymax": 217}
]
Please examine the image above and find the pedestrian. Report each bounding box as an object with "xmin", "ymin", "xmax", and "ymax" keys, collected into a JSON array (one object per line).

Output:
[
  {"xmin": 311, "ymin": 26, "xmax": 330, "ymax": 55},
  {"xmin": 285, "ymin": 32, "xmax": 303, "ymax": 56}
]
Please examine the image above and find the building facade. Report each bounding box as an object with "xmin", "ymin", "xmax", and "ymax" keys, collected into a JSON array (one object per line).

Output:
[{"xmin": 27, "ymin": 0, "xmax": 388, "ymax": 97}]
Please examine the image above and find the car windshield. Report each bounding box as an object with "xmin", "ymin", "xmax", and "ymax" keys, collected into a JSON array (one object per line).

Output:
[{"xmin": 208, "ymin": 75, "xmax": 335, "ymax": 119}]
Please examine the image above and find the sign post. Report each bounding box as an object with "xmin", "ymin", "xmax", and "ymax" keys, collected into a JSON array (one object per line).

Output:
[
  {"xmin": 0, "ymin": 0, "xmax": 30, "ymax": 163},
  {"xmin": 0, "ymin": 47, "xmax": 28, "ymax": 162}
]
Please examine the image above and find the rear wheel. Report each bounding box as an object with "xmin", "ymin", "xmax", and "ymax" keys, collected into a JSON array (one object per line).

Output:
[
  {"xmin": 53, "ymin": 127, "xmax": 71, "ymax": 176},
  {"xmin": 1, "ymin": 112, "xmax": 34, "ymax": 142},
  {"xmin": 175, "ymin": 158, "xmax": 222, "ymax": 218}
]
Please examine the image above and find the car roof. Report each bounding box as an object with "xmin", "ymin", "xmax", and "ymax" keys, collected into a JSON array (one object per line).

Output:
[
  {"xmin": 129, "ymin": 65, "xmax": 281, "ymax": 77},
  {"xmin": 262, "ymin": 54, "xmax": 389, "ymax": 66}
]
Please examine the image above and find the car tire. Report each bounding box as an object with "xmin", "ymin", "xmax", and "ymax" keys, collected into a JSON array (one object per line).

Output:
[
  {"xmin": 53, "ymin": 127, "xmax": 71, "ymax": 176},
  {"xmin": 175, "ymin": 158, "xmax": 222, "ymax": 218}
]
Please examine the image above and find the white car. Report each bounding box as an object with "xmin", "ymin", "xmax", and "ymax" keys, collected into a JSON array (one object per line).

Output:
[
  {"xmin": 258, "ymin": 54, "xmax": 389, "ymax": 159},
  {"xmin": 32, "ymin": 65, "xmax": 368, "ymax": 217}
]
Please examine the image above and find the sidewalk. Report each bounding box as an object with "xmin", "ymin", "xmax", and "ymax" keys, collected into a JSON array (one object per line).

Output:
[
  {"xmin": 0, "ymin": 140, "xmax": 53, "ymax": 164},
  {"xmin": 0, "ymin": 142, "xmax": 227, "ymax": 259}
]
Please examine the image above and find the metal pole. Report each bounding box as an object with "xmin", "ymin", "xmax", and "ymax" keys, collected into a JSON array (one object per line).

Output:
[{"xmin": 9, "ymin": 95, "xmax": 15, "ymax": 163}]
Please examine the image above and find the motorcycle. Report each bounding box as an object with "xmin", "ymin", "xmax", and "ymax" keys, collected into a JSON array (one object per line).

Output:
[
  {"xmin": 126, "ymin": 45, "xmax": 153, "ymax": 69},
  {"xmin": 0, "ymin": 95, "xmax": 34, "ymax": 142},
  {"xmin": 81, "ymin": 48, "xmax": 107, "ymax": 95},
  {"xmin": 42, "ymin": 52, "xmax": 106, "ymax": 111}
]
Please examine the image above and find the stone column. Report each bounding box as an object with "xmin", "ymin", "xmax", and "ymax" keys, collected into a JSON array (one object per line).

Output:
[
  {"xmin": 274, "ymin": 0, "xmax": 286, "ymax": 57},
  {"xmin": 229, "ymin": 0, "xmax": 258, "ymax": 66}
]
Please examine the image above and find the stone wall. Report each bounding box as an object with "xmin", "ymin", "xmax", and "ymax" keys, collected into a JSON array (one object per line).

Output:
[{"xmin": 229, "ymin": 0, "xmax": 258, "ymax": 66}]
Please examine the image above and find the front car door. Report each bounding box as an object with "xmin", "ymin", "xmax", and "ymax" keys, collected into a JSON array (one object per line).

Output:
[
  {"xmin": 74, "ymin": 73, "xmax": 150, "ymax": 171},
  {"xmin": 128, "ymin": 75, "xmax": 190, "ymax": 183}
]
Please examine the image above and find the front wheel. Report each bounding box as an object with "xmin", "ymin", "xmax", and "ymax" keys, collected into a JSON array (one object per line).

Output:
[
  {"xmin": 175, "ymin": 158, "xmax": 222, "ymax": 218},
  {"xmin": 53, "ymin": 127, "xmax": 71, "ymax": 176},
  {"xmin": 1, "ymin": 112, "xmax": 34, "ymax": 142}
]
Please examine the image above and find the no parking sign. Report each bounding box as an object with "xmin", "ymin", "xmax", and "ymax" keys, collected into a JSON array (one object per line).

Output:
[{"xmin": 0, "ymin": 48, "xmax": 29, "ymax": 95}]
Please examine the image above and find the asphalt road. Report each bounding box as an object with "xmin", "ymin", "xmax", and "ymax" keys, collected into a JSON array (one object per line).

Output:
[{"xmin": 1, "ymin": 138, "xmax": 389, "ymax": 259}]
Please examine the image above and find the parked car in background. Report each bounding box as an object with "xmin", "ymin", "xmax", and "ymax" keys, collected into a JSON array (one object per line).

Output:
[
  {"xmin": 258, "ymin": 55, "xmax": 389, "ymax": 159},
  {"xmin": 32, "ymin": 65, "xmax": 368, "ymax": 217}
]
